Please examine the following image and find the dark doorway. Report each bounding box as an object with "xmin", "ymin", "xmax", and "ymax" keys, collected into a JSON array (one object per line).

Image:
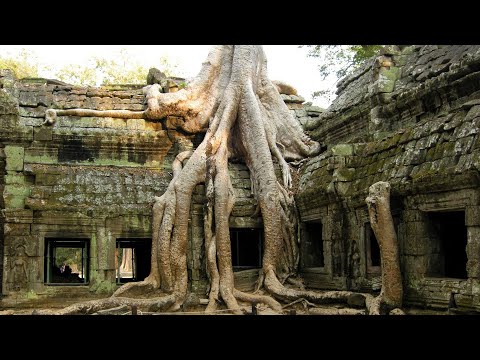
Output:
[
  {"xmin": 116, "ymin": 238, "xmax": 152, "ymax": 283},
  {"xmin": 366, "ymin": 224, "xmax": 381, "ymax": 267},
  {"xmin": 427, "ymin": 211, "xmax": 468, "ymax": 279},
  {"xmin": 230, "ymin": 228, "xmax": 263, "ymax": 271},
  {"xmin": 301, "ymin": 221, "xmax": 324, "ymax": 268},
  {"xmin": 44, "ymin": 238, "xmax": 90, "ymax": 285}
]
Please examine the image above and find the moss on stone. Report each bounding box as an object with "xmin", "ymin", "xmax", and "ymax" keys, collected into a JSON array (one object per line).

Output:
[
  {"xmin": 90, "ymin": 280, "xmax": 115, "ymax": 295},
  {"xmin": 4, "ymin": 145, "xmax": 24, "ymax": 171},
  {"xmin": 24, "ymin": 290, "xmax": 39, "ymax": 300},
  {"xmin": 333, "ymin": 167, "xmax": 355, "ymax": 182},
  {"xmin": 331, "ymin": 144, "xmax": 354, "ymax": 156}
]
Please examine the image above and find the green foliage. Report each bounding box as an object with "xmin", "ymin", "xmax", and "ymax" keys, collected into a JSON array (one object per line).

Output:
[
  {"xmin": 53, "ymin": 49, "xmax": 148, "ymax": 86},
  {"xmin": 54, "ymin": 49, "xmax": 182, "ymax": 86},
  {"xmin": 52, "ymin": 63, "xmax": 98, "ymax": 86},
  {"xmin": 55, "ymin": 248, "xmax": 82, "ymax": 268},
  {"xmin": 304, "ymin": 45, "xmax": 383, "ymax": 103},
  {"xmin": 1, "ymin": 47, "xmax": 182, "ymax": 86},
  {"xmin": 0, "ymin": 49, "xmax": 41, "ymax": 79}
]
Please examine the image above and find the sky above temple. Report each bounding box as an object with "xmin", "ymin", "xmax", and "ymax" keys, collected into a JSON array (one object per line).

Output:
[{"xmin": 2, "ymin": 45, "xmax": 337, "ymax": 108}]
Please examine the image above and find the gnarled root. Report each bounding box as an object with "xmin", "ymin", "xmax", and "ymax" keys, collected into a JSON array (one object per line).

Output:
[
  {"xmin": 233, "ymin": 289, "xmax": 282, "ymax": 312},
  {"xmin": 33, "ymin": 295, "xmax": 176, "ymax": 315},
  {"xmin": 40, "ymin": 46, "xmax": 397, "ymax": 316}
]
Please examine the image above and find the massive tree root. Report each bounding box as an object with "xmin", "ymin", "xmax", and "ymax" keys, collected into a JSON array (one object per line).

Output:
[
  {"xmin": 41, "ymin": 46, "xmax": 403, "ymax": 315},
  {"xmin": 34, "ymin": 295, "xmax": 176, "ymax": 315},
  {"xmin": 366, "ymin": 181, "xmax": 404, "ymax": 315}
]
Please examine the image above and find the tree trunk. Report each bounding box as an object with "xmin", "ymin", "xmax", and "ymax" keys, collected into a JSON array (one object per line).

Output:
[
  {"xmin": 365, "ymin": 181, "xmax": 403, "ymax": 313},
  {"xmin": 41, "ymin": 46, "xmax": 402, "ymax": 315}
]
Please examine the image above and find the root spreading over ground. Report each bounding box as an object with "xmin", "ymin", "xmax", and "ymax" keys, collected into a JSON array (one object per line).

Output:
[{"xmin": 38, "ymin": 46, "xmax": 403, "ymax": 315}]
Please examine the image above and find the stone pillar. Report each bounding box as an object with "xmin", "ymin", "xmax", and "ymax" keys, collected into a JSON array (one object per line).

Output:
[
  {"xmin": 326, "ymin": 204, "xmax": 344, "ymax": 278},
  {"xmin": 188, "ymin": 184, "xmax": 207, "ymax": 294},
  {"xmin": 94, "ymin": 226, "xmax": 115, "ymax": 283},
  {"xmin": 402, "ymin": 210, "xmax": 430, "ymax": 281},
  {"xmin": 465, "ymin": 206, "xmax": 480, "ymax": 279},
  {"xmin": 466, "ymin": 227, "xmax": 480, "ymax": 279}
]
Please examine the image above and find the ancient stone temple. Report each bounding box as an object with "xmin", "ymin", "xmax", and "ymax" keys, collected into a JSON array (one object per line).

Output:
[{"xmin": 1, "ymin": 45, "xmax": 480, "ymax": 313}]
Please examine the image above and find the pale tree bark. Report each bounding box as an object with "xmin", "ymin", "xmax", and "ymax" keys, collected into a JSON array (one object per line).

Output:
[
  {"xmin": 39, "ymin": 46, "xmax": 402, "ymax": 315},
  {"xmin": 365, "ymin": 181, "xmax": 404, "ymax": 314}
]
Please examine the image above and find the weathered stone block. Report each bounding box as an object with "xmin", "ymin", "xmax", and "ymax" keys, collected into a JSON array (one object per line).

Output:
[
  {"xmin": 231, "ymin": 205, "xmax": 256, "ymax": 217},
  {"xmin": 472, "ymin": 281, "xmax": 480, "ymax": 296},
  {"xmin": 467, "ymin": 258, "xmax": 480, "ymax": 279},
  {"xmin": 465, "ymin": 105, "xmax": 480, "ymax": 122},
  {"xmin": 376, "ymin": 66, "xmax": 401, "ymax": 93},
  {"xmin": 403, "ymin": 223, "xmax": 428, "ymax": 255},
  {"xmin": 19, "ymin": 91, "xmax": 40, "ymax": 107},
  {"xmin": 402, "ymin": 210, "xmax": 426, "ymax": 223},
  {"xmin": 33, "ymin": 126, "xmax": 53, "ymax": 141},
  {"xmin": 3, "ymin": 209, "xmax": 33, "ymax": 223},
  {"xmin": 465, "ymin": 207, "xmax": 480, "ymax": 226},
  {"xmin": 0, "ymin": 89, "xmax": 19, "ymax": 114},
  {"xmin": 454, "ymin": 294, "xmax": 473, "ymax": 308},
  {"xmin": 333, "ymin": 167, "xmax": 355, "ymax": 182},
  {"xmin": 5, "ymin": 172, "xmax": 29, "ymax": 185},
  {"xmin": 403, "ymin": 148, "xmax": 426, "ymax": 165},
  {"xmin": 3, "ymin": 194, "xmax": 25, "ymax": 209},
  {"xmin": 229, "ymin": 216, "xmax": 262, "ymax": 228},
  {"xmin": 18, "ymin": 106, "xmax": 47, "ymax": 118},
  {"xmin": 455, "ymin": 121, "xmax": 479, "ymax": 138},
  {"xmin": 4, "ymin": 145, "xmax": 24, "ymax": 171},
  {"xmin": 335, "ymin": 182, "xmax": 351, "ymax": 195},
  {"xmin": 3, "ymin": 223, "xmax": 30, "ymax": 236},
  {"xmin": 331, "ymin": 144, "xmax": 353, "ymax": 156}
]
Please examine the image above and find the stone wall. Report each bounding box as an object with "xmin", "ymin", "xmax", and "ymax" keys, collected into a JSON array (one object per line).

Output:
[
  {"xmin": 0, "ymin": 69, "xmax": 311, "ymax": 302},
  {"xmin": 0, "ymin": 142, "xmax": 4, "ymax": 296},
  {"xmin": 4, "ymin": 45, "xmax": 478, "ymax": 312},
  {"xmin": 0, "ymin": 70, "xmax": 178, "ymax": 297},
  {"xmin": 296, "ymin": 45, "xmax": 480, "ymax": 311}
]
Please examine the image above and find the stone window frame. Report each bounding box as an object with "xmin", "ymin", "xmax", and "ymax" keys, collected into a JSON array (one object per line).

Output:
[
  {"xmin": 299, "ymin": 207, "xmax": 329, "ymax": 275},
  {"xmin": 407, "ymin": 189, "xmax": 479, "ymax": 282},
  {"xmin": 364, "ymin": 221, "xmax": 381, "ymax": 276},
  {"xmin": 44, "ymin": 237, "xmax": 90, "ymax": 285},
  {"xmin": 229, "ymin": 228, "xmax": 264, "ymax": 271},
  {"xmin": 229, "ymin": 223, "xmax": 265, "ymax": 292},
  {"xmin": 34, "ymin": 223, "xmax": 94, "ymax": 292},
  {"xmin": 356, "ymin": 208, "xmax": 380, "ymax": 280},
  {"xmin": 106, "ymin": 216, "xmax": 153, "ymax": 284},
  {"xmin": 356, "ymin": 206, "xmax": 401, "ymax": 280},
  {"xmin": 115, "ymin": 238, "xmax": 152, "ymax": 284}
]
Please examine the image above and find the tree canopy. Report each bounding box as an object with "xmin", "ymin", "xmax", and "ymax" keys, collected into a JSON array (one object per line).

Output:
[
  {"xmin": 0, "ymin": 49, "xmax": 40, "ymax": 79},
  {"xmin": 304, "ymin": 45, "xmax": 383, "ymax": 103},
  {"xmin": 0, "ymin": 48, "xmax": 181, "ymax": 86}
]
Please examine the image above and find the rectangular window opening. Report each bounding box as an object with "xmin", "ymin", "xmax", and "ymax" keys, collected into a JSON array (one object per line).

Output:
[
  {"xmin": 366, "ymin": 224, "xmax": 381, "ymax": 268},
  {"xmin": 116, "ymin": 238, "xmax": 152, "ymax": 284},
  {"xmin": 427, "ymin": 211, "xmax": 468, "ymax": 279},
  {"xmin": 44, "ymin": 238, "xmax": 89, "ymax": 285},
  {"xmin": 302, "ymin": 221, "xmax": 324, "ymax": 268},
  {"xmin": 230, "ymin": 228, "xmax": 263, "ymax": 271}
]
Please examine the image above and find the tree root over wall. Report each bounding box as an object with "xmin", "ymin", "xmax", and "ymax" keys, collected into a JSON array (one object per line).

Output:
[{"xmin": 37, "ymin": 46, "xmax": 404, "ymax": 315}]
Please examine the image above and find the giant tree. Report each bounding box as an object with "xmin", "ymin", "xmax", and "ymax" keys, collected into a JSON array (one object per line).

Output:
[{"xmin": 41, "ymin": 45, "xmax": 402, "ymax": 315}]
